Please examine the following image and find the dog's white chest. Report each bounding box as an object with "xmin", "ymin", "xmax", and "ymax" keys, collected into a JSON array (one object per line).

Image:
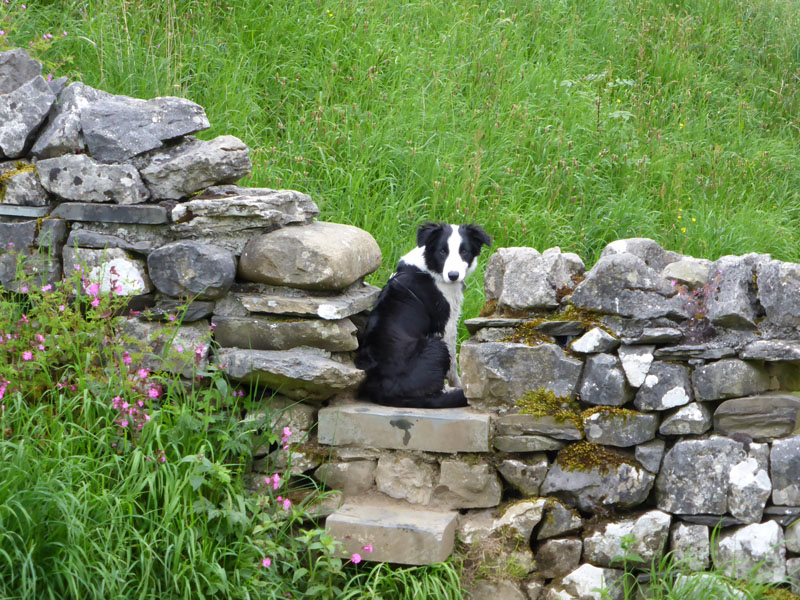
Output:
[{"xmin": 435, "ymin": 280, "xmax": 464, "ymax": 385}]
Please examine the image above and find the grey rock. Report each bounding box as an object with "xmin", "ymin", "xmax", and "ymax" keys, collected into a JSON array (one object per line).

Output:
[
  {"xmin": 81, "ymin": 94, "xmax": 209, "ymax": 163},
  {"xmin": 669, "ymin": 523, "xmax": 709, "ymax": 571},
  {"xmin": 704, "ymin": 254, "xmax": 769, "ymax": 328},
  {"xmin": 654, "ymin": 344, "xmax": 737, "ymax": 360},
  {"xmin": 771, "ymin": 436, "xmax": 800, "ymax": 505},
  {"xmin": 48, "ymin": 77, "xmax": 68, "ymax": 97},
  {"xmin": 147, "ymin": 241, "xmax": 235, "ymax": 300},
  {"xmin": 571, "ymin": 253, "xmax": 686, "ymax": 319},
  {"xmin": 600, "ymin": 238, "xmax": 681, "ymax": 272},
  {"xmin": 460, "ymin": 341, "xmax": 583, "ymax": 413},
  {"xmin": 634, "ymin": 439, "xmax": 665, "ymax": 473},
  {"xmin": 740, "ymin": 339, "xmax": 800, "ymax": 361},
  {"xmin": 37, "ymin": 154, "xmax": 149, "ymax": 204},
  {"xmin": 757, "ymin": 259, "xmax": 800, "ymax": 328},
  {"xmin": 661, "ymin": 256, "xmax": 712, "ymax": 288},
  {"xmin": 66, "ymin": 229, "xmax": 155, "ymax": 254},
  {"xmin": 551, "ymin": 564, "xmax": 624, "ymax": 600},
  {"xmin": 789, "ymin": 558, "xmax": 800, "ymax": 595},
  {"xmin": 541, "ymin": 451, "xmax": 654, "ymax": 512},
  {"xmin": 239, "ymin": 222, "xmax": 381, "ymax": 290},
  {"xmin": 583, "ymin": 510, "xmax": 671, "ymax": 568},
  {"xmin": 375, "ymin": 454, "xmax": 437, "ymax": 505},
  {"xmin": 221, "ymin": 281, "xmax": 380, "ymax": 320},
  {"xmin": 468, "ymin": 580, "xmax": 527, "ymax": 600},
  {"xmin": 216, "ymin": 347, "xmax": 364, "ymax": 401},
  {"xmin": 136, "ymin": 135, "xmax": 251, "ymax": 199},
  {"xmin": 533, "ymin": 320, "xmax": 586, "ymax": 336},
  {"xmin": 713, "ymin": 392, "xmax": 800, "ymax": 441},
  {"xmin": 495, "ymin": 414, "xmax": 583, "ymax": 440},
  {"xmin": 31, "ymin": 82, "xmax": 111, "ymax": 158},
  {"xmin": 620, "ymin": 327, "xmax": 682, "ymax": 345},
  {"xmin": 680, "ymin": 515, "xmax": 745, "ymax": 528},
  {"xmin": 524, "ymin": 579, "xmax": 545, "ymax": 600},
  {"xmin": 0, "ymin": 160, "xmax": 49, "ymax": 205},
  {"xmin": 494, "ymin": 499, "xmax": 546, "ymax": 543},
  {"xmin": 0, "ymin": 204, "xmax": 49, "ymax": 218},
  {"xmin": 263, "ymin": 445, "xmax": 323, "ymax": 475},
  {"xmin": 536, "ymin": 499, "xmax": 583, "ymax": 540},
  {"xmin": 659, "ymin": 402, "xmax": 712, "ymax": 435},
  {"xmin": 121, "ymin": 318, "xmax": 212, "ymax": 378},
  {"xmin": 497, "ymin": 455, "xmax": 549, "ymax": 496},
  {"xmin": 618, "ymin": 345, "xmax": 655, "ymax": 388},
  {"xmin": 728, "ymin": 457, "xmax": 771, "ymax": 524},
  {"xmin": 140, "ymin": 298, "xmax": 215, "ymax": 323},
  {"xmin": 0, "ymin": 49, "xmax": 44, "ymax": 94},
  {"xmin": 37, "ymin": 218, "xmax": 67, "ymax": 253},
  {"xmin": 433, "ymin": 458, "xmax": 502, "ymax": 509},
  {"xmin": 579, "ymin": 353, "xmax": 633, "ymax": 407},
  {"xmin": 213, "ymin": 315, "xmax": 358, "ymax": 352},
  {"xmin": 656, "ymin": 437, "xmax": 747, "ymax": 514},
  {"xmin": 494, "ymin": 435, "xmax": 565, "ymax": 452},
  {"xmin": 762, "ymin": 506, "xmax": 800, "ymax": 527},
  {"xmin": 470, "ymin": 326, "xmax": 517, "ymax": 342},
  {"xmin": 569, "ymin": 327, "xmax": 619, "ymax": 354},
  {"xmin": 464, "ymin": 316, "xmax": 529, "ymax": 334},
  {"xmin": 50, "ymin": 202, "xmax": 168, "ymax": 224},
  {"xmin": 692, "ymin": 359, "xmax": 771, "ymax": 401},
  {"xmin": 456, "ymin": 509, "xmax": 496, "ymax": 545},
  {"xmin": 535, "ymin": 538, "xmax": 582, "ymax": 578},
  {"xmin": 69, "ymin": 221, "xmax": 174, "ymax": 251},
  {"xmin": 787, "ymin": 520, "xmax": 800, "ymax": 554},
  {"xmin": 714, "ymin": 521, "xmax": 786, "ymax": 584},
  {"xmin": 0, "ymin": 53, "xmax": 55, "ymax": 158},
  {"xmin": 62, "ymin": 246, "xmax": 152, "ymax": 295},
  {"xmin": 584, "ymin": 409, "xmax": 658, "ymax": 447},
  {"xmin": 314, "ymin": 460, "xmax": 376, "ymax": 496}
]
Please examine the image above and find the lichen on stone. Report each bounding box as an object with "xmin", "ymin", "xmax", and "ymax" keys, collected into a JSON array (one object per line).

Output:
[
  {"xmin": 515, "ymin": 388, "xmax": 583, "ymax": 432},
  {"xmin": 555, "ymin": 441, "xmax": 639, "ymax": 475}
]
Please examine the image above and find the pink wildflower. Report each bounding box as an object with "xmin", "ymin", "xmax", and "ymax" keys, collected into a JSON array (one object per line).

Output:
[
  {"xmin": 21, "ymin": 314, "xmax": 28, "ymax": 323},
  {"xmin": 168, "ymin": 314, "xmax": 177, "ymax": 322},
  {"xmin": 38, "ymin": 344, "xmax": 45, "ymax": 351},
  {"xmin": 137, "ymin": 368, "xmax": 149, "ymax": 379},
  {"xmin": 147, "ymin": 386, "xmax": 160, "ymax": 399},
  {"xmin": 120, "ymin": 420, "xmax": 129, "ymax": 428},
  {"xmin": 282, "ymin": 498, "xmax": 291, "ymax": 510},
  {"xmin": 41, "ymin": 283, "xmax": 52, "ymax": 292},
  {"xmin": 261, "ymin": 557, "xmax": 272, "ymax": 568},
  {"xmin": 351, "ymin": 553, "xmax": 362, "ymax": 564},
  {"xmin": 22, "ymin": 351, "xmax": 33, "ymax": 361},
  {"xmin": 362, "ymin": 544, "xmax": 373, "ymax": 553},
  {"xmin": 283, "ymin": 426, "xmax": 292, "ymax": 438},
  {"xmin": 122, "ymin": 352, "xmax": 132, "ymax": 365},
  {"xmin": 59, "ymin": 305, "xmax": 66, "ymax": 312},
  {"xmin": 271, "ymin": 473, "xmax": 281, "ymax": 490}
]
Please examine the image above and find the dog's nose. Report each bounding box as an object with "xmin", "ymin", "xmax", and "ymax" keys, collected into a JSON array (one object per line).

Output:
[{"xmin": 448, "ymin": 271, "xmax": 459, "ymax": 282}]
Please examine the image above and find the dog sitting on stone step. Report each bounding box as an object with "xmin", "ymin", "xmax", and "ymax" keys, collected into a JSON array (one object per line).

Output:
[{"xmin": 355, "ymin": 222, "xmax": 491, "ymax": 409}]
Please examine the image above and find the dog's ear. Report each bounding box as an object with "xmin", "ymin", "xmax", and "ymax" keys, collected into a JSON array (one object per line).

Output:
[
  {"xmin": 464, "ymin": 224, "xmax": 492, "ymax": 252},
  {"xmin": 416, "ymin": 222, "xmax": 442, "ymax": 247}
]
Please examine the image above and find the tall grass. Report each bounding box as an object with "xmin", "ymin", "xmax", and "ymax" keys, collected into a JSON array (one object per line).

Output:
[{"xmin": 3, "ymin": 0, "xmax": 800, "ymax": 320}]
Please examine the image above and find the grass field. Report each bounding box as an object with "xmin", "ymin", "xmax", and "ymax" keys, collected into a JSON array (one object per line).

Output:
[{"xmin": 3, "ymin": 1, "xmax": 800, "ymax": 598}]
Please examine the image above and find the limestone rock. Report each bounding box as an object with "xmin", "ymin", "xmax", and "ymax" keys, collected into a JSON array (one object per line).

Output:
[
  {"xmin": 704, "ymin": 254, "xmax": 769, "ymax": 328},
  {"xmin": 535, "ymin": 538, "xmax": 582, "ymax": 578},
  {"xmin": 788, "ymin": 558, "xmax": 800, "ymax": 595},
  {"xmin": 600, "ymin": 238, "xmax": 681, "ymax": 272},
  {"xmin": 571, "ymin": 253, "xmax": 686, "ymax": 319},
  {"xmin": 536, "ymin": 499, "xmax": 583, "ymax": 540},
  {"xmin": 757, "ymin": 259, "xmax": 800, "ymax": 328},
  {"xmin": 495, "ymin": 414, "xmax": 583, "ymax": 440},
  {"xmin": 122, "ymin": 318, "xmax": 212, "ymax": 378},
  {"xmin": 461, "ymin": 341, "xmax": 583, "ymax": 412},
  {"xmin": 140, "ymin": 297, "xmax": 215, "ymax": 323},
  {"xmin": 669, "ymin": 523, "xmax": 709, "ymax": 571},
  {"xmin": 50, "ymin": 202, "xmax": 168, "ymax": 224},
  {"xmin": 239, "ymin": 222, "xmax": 381, "ymax": 290},
  {"xmin": 728, "ymin": 457, "xmax": 771, "ymax": 523},
  {"xmin": 549, "ymin": 564, "xmax": 623, "ymax": 600},
  {"xmin": 620, "ymin": 326, "xmax": 682, "ymax": 345},
  {"xmin": 494, "ymin": 435, "xmax": 565, "ymax": 452},
  {"xmin": 314, "ymin": 460, "xmax": 376, "ymax": 496},
  {"xmin": 0, "ymin": 50, "xmax": 55, "ymax": 158},
  {"xmin": 263, "ymin": 445, "xmax": 323, "ymax": 475},
  {"xmin": 714, "ymin": 521, "xmax": 786, "ymax": 584},
  {"xmin": 655, "ymin": 437, "xmax": 747, "ymax": 514},
  {"xmin": 583, "ymin": 510, "xmax": 671, "ymax": 568},
  {"xmin": 147, "ymin": 241, "xmax": 235, "ymax": 300},
  {"xmin": 634, "ymin": 439, "xmax": 665, "ymax": 473},
  {"xmin": 661, "ymin": 256, "xmax": 712, "ymax": 288},
  {"xmin": 135, "ymin": 135, "xmax": 251, "ymax": 199},
  {"xmin": 659, "ymin": 402, "xmax": 712, "ymax": 436},
  {"xmin": 497, "ymin": 456, "xmax": 549, "ymax": 496},
  {"xmin": 579, "ymin": 353, "xmax": 633, "ymax": 407},
  {"xmin": 80, "ymin": 94, "xmax": 209, "ymax": 163},
  {"xmin": 375, "ymin": 454, "xmax": 437, "ymax": 505},
  {"xmin": 433, "ymin": 458, "xmax": 502, "ymax": 509},
  {"xmin": 493, "ymin": 499, "xmax": 546, "ymax": 543},
  {"xmin": 216, "ymin": 347, "xmax": 364, "ymax": 401},
  {"xmin": 569, "ymin": 327, "xmax": 620, "ymax": 354},
  {"xmin": 69, "ymin": 221, "xmax": 174, "ymax": 252},
  {"xmin": 468, "ymin": 580, "xmax": 527, "ymax": 600},
  {"xmin": 213, "ymin": 315, "xmax": 358, "ymax": 352},
  {"xmin": 786, "ymin": 520, "xmax": 800, "ymax": 554},
  {"xmin": 31, "ymin": 82, "xmax": 111, "ymax": 158},
  {"xmin": 541, "ymin": 445, "xmax": 654, "ymax": 512},
  {"xmin": 62, "ymin": 246, "xmax": 152, "ymax": 295},
  {"xmin": 771, "ymin": 436, "xmax": 800, "ymax": 505},
  {"xmin": 618, "ymin": 345, "xmax": 655, "ymax": 388},
  {"xmin": 456, "ymin": 509, "xmax": 495, "ymax": 545},
  {"xmin": 583, "ymin": 408, "xmax": 658, "ymax": 447},
  {"xmin": 740, "ymin": 339, "xmax": 800, "ymax": 361},
  {"xmin": 0, "ymin": 160, "xmax": 49, "ymax": 205},
  {"xmin": 37, "ymin": 154, "xmax": 149, "ymax": 204},
  {"xmin": 692, "ymin": 359, "xmax": 771, "ymax": 401}
]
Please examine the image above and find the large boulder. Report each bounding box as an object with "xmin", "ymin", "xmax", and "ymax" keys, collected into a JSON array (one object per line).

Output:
[
  {"xmin": 147, "ymin": 241, "xmax": 236, "ymax": 300},
  {"xmin": 238, "ymin": 222, "xmax": 381, "ymax": 290}
]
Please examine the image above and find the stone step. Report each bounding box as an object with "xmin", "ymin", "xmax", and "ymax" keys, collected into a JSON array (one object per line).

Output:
[
  {"xmin": 318, "ymin": 400, "xmax": 491, "ymax": 453},
  {"xmin": 326, "ymin": 501, "xmax": 457, "ymax": 565}
]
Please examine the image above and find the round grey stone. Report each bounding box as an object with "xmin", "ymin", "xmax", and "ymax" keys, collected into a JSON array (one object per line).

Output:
[{"xmin": 148, "ymin": 241, "xmax": 235, "ymax": 300}]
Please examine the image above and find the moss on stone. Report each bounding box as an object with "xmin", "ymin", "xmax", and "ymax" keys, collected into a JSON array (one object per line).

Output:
[
  {"xmin": 555, "ymin": 441, "xmax": 638, "ymax": 475},
  {"xmin": 515, "ymin": 388, "xmax": 584, "ymax": 433},
  {"xmin": 479, "ymin": 299, "xmax": 498, "ymax": 317},
  {"xmin": 0, "ymin": 162, "xmax": 36, "ymax": 202},
  {"xmin": 761, "ymin": 588, "xmax": 800, "ymax": 600},
  {"xmin": 581, "ymin": 406, "xmax": 639, "ymax": 423},
  {"xmin": 499, "ymin": 320, "xmax": 553, "ymax": 346}
]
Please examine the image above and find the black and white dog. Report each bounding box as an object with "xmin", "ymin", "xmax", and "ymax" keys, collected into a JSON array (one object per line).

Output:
[{"xmin": 355, "ymin": 222, "xmax": 491, "ymax": 409}]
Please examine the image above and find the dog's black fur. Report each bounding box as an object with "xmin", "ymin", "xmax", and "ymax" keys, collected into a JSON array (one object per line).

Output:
[{"xmin": 355, "ymin": 222, "xmax": 491, "ymax": 409}]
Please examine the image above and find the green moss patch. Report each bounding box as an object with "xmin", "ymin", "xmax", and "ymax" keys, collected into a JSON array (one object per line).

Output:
[
  {"xmin": 555, "ymin": 441, "xmax": 639, "ymax": 475},
  {"xmin": 515, "ymin": 388, "xmax": 583, "ymax": 433}
]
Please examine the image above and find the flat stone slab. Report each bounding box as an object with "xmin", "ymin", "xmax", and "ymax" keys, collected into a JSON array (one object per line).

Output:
[
  {"xmin": 714, "ymin": 392, "xmax": 800, "ymax": 441},
  {"xmin": 318, "ymin": 401, "xmax": 490, "ymax": 452},
  {"xmin": 0, "ymin": 204, "xmax": 50, "ymax": 218},
  {"xmin": 326, "ymin": 502, "xmax": 457, "ymax": 565},
  {"xmin": 225, "ymin": 282, "xmax": 380, "ymax": 320},
  {"xmin": 740, "ymin": 340, "xmax": 800, "ymax": 361},
  {"xmin": 464, "ymin": 317, "xmax": 529, "ymax": 335},
  {"xmin": 50, "ymin": 202, "xmax": 168, "ymax": 224}
]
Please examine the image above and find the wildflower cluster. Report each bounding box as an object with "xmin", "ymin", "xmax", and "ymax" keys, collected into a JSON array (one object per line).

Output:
[{"xmin": 0, "ymin": 0, "xmax": 70, "ymax": 75}]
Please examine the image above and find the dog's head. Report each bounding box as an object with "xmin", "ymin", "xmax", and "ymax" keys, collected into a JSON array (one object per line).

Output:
[{"xmin": 416, "ymin": 222, "xmax": 491, "ymax": 283}]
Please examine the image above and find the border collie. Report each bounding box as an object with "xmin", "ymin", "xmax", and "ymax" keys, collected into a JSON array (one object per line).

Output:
[{"xmin": 355, "ymin": 222, "xmax": 491, "ymax": 409}]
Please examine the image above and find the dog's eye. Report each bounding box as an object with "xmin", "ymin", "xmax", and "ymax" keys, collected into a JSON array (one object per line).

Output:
[{"xmin": 439, "ymin": 249, "xmax": 447, "ymax": 256}]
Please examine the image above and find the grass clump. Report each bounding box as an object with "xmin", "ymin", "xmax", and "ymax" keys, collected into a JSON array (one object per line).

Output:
[
  {"xmin": 515, "ymin": 388, "xmax": 583, "ymax": 432},
  {"xmin": 555, "ymin": 441, "xmax": 638, "ymax": 475}
]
